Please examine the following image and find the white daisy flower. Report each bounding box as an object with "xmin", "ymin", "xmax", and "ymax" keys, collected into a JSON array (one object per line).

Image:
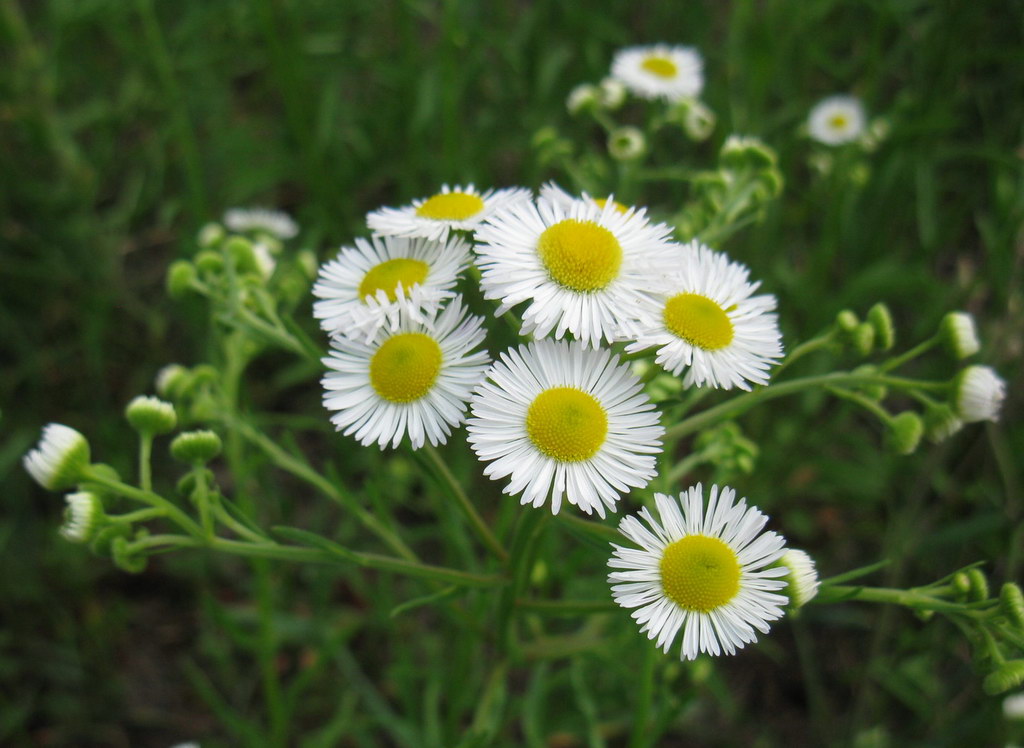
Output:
[
  {"xmin": 610, "ymin": 44, "xmax": 704, "ymax": 102},
  {"xmin": 24, "ymin": 423, "xmax": 91, "ymax": 491},
  {"xmin": 807, "ymin": 95, "xmax": 866, "ymax": 146},
  {"xmin": 627, "ymin": 241, "xmax": 783, "ymax": 390},
  {"xmin": 953, "ymin": 365, "xmax": 1006, "ymax": 423},
  {"xmin": 322, "ymin": 297, "xmax": 489, "ymax": 449},
  {"xmin": 59, "ymin": 491, "xmax": 103, "ymax": 543},
  {"xmin": 466, "ymin": 339, "xmax": 664, "ymax": 517},
  {"xmin": 366, "ymin": 184, "xmax": 532, "ymax": 243},
  {"xmin": 538, "ymin": 182, "xmax": 635, "ymax": 217},
  {"xmin": 608, "ymin": 484, "xmax": 789, "ymax": 660},
  {"xmin": 940, "ymin": 311, "xmax": 981, "ymax": 359},
  {"xmin": 223, "ymin": 207, "xmax": 299, "ymax": 240},
  {"xmin": 313, "ymin": 235, "xmax": 471, "ymax": 341},
  {"xmin": 475, "ymin": 196, "xmax": 677, "ymax": 348},
  {"xmin": 777, "ymin": 549, "xmax": 820, "ymax": 608}
]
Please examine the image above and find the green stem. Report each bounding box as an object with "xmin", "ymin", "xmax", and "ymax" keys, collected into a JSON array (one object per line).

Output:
[
  {"xmin": 83, "ymin": 467, "xmax": 204, "ymax": 538},
  {"xmin": 138, "ymin": 433, "xmax": 153, "ymax": 492},
  {"xmin": 827, "ymin": 386, "xmax": 892, "ymax": 424},
  {"xmin": 212, "ymin": 503, "xmax": 268, "ymax": 544},
  {"xmin": 629, "ymin": 643, "xmax": 657, "ymax": 748},
  {"xmin": 880, "ymin": 334, "xmax": 940, "ymax": 373},
  {"xmin": 422, "ymin": 444, "xmax": 508, "ymax": 562},
  {"xmin": 815, "ymin": 584, "xmax": 993, "ymax": 616},
  {"xmin": 556, "ymin": 512, "xmax": 621, "ymax": 543},
  {"xmin": 772, "ymin": 329, "xmax": 838, "ymax": 377},
  {"xmin": 192, "ymin": 465, "xmax": 215, "ymax": 539},
  {"xmin": 666, "ymin": 450, "xmax": 710, "ymax": 488}
]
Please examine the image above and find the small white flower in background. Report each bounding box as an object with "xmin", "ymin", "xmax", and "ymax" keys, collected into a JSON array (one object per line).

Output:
[
  {"xmin": 598, "ymin": 77, "xmax": 627, "ymax": 109},
  {"xmin": 607, "ymin": 126, "xmax": 646, "ymax": 161},
  {"xmin": 252, "ymin": 243, "xmax": 276, "ymax": 279},
  {"xmin": 1004, "ymin": 692, "xmax": 1024, "ymax": 720},
  {"xmin": 940, "ymin": 311, "xmax": 981, "ymax": 359},
  {"xmin": 475, "ymin": 194, "xmax": 677, "ymax": 349},
  {"xmin": 627, "ymin": 241, "xmax": 784, "ymax": 391},
  {"xmin": 59, "ymin": 491, "xmax": 103, "ymax": 543},
  {"xmin": 566, "ymin": 83, "xmax": 600, "ymax": 115},
  {"xmin": 467, "ymin": 339, "xmax": 663, "ymax": 517},
  {"xmin": 611, "ymin": 44, "xmax": 704, "ymax": 102},
  {"xmin": 366, "ymin": 184, "xmax": 532, "ymax": 243},
  {"xmin": 313, "ymin": 234, "xmax": 471, "ymax": 342},
  {"xmin": 322, "ymin": 297, "xmax": 490, "ymax": 450},
  {"xmin": 680, "ymin": 99, "xmax": 716, "ymax": 141},
  {"xmin": 223, "ymin": 207, "xmax": 299, "ymax": 240},
  {"xmin": 24, "ymin": 424, "xmax": 91, "ymax": 491},
  {"xmin": 609, "ymin": 484, "xmax": 789, "ymax": 660},
  {"xmin": 777, "ymin": 549, "xmax": 820, "ymax": 608},
  {"xmin": 807, "ymin": 95, "xmax": 867, "ymax": 146},
  {"xmin": 954, "ymin": 365, "xmax": 1006, "ymax": 423}
]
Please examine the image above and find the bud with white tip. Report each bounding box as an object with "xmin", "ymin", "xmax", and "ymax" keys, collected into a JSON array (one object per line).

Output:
[
  {"xmin": 777, "ymin": 549, "xmax": 820, "ymax": 608},
  {"xmin": 566, "ymin": 84, "xmax": 599, "ymax": 115},
  {"xmin": 125, "ymin": 396, "xmax": 177, "ymax": 435},
  {"xmin": 23, "ymin": 424, "xmax": 91, "ymax": 491},
  {"xmin": 940, "ymin": 312, "xmax": 980, "ymax": 360},
  {"xmin": 608, "ymin": 126, "xmax": 646, "ymax": 161},
  {"xmin": 171, "ymin": 430, "xmax": 223, "ymax": 464},
  {"xmin": 59, "ymin": 491, "xmax": 104, "ymax": 543},
  {"xmin": 953, "ymin": 365, "xmax": 1006, "ymax": 423}
]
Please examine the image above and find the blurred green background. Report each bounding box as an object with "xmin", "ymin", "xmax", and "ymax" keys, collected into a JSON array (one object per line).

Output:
[{"xmin": 2, "ymin": 0, "xmax": 1022, "ymax": 745}]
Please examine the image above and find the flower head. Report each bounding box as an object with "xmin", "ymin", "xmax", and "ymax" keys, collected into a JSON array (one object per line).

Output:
[
  {"xmin": 322, "ymin": 297, "xmax": 490, "ymax": 449},
  {"xmin": 777, "ymin": 549, "xmax": 820, "ymax": 608},
  {"xmin": 223, "ymin": 207, "xmax": 299, "ymax": 240},
  {"xmin": 313, "ymin": 234, "xmax": 471, "ymax": 341},
  {"xmin": 626, "ymin": 241, "xmax": 783, "ymax": 390},
  {"xmin": 24, "ymin": 424, "xmax": 91, "ymax": 491},
  {"xmin": 808, "ymin": 95, "xmax": 866, "ymax": 146},
  {"xmin": 954, "ymin": 365, "xmax": 1006, "ymax": 423},
  {"xmin": 475, "ymin": 195, "xmax": 677, "ymax": 348},
  {"xmin": 467, "ymin": 340, "xmax": 663, "ymax": 517},
  {"xmin": 609, "ymin": 484, "xmax": 789, "ymax": 660},
  {"xmin": 611, "ymin": 44, "xmax": 704, "ymax": 102},
  {"xmin": 59, "ymin": 491, "xmax": 103, "ymax": 543},
  {"xmin": 125, "ymin": 395, "xmax": 177, "ymax": 435},
  {"xmin": 366, "ymin": 184, "xmax": 531, "ymax": 243},
  {"xmin": 940, "ymin": 311, "xmax": 981, "ymax": 360}
]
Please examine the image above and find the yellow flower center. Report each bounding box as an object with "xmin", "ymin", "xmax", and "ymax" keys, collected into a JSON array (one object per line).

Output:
[
  {"xmin": 594, "ymin": 197, "xmax": 629, "ymax": 214},
  {"xmin": 415, "ymin": 191, "xmax": 485, "ymax": 221},
  {"xmin": 358, "ymin": 258, "xmax": 429, "ymax": 303},
  {"xmin": 663, "ymin": 293, "xmax": 734, "ymax": 350},
  {"xmin": 369, "ymin": 333, "xmax": 442, "ymax": 403},
  {"xmin": 828, "ymin": 114, "xmax": 849, "ymax": 130},
  {"xmin": 537, "ymin": 219, "xmax": 623, "ymax": 292},
  {"xmin": 641, "ymin": 56, "xmax": 678, "ymax": 79},
  {"xmin": 526, "ymin": 387, "xmax": 608, "ymax": 462},
  {"xmin": 660, "ymin": 535, "xmax": 741, "ymax": 612}
]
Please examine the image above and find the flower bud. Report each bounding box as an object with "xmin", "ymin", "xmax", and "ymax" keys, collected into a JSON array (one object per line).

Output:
[
  {"xmin": 967, "ymin": 568, "xmax": 989, "ymax": 602},
  {"xmin": 953, "ymin": 366, "xmax": 1006, "ymax": 423},
  {"xmin": 155, "ymin": 364, "xmax": 191, "ymax": 400},
  {"xmin": 952, "ymin": 572, "xmax": 971, "ymax": 599},
  {"xmin": 23, "ymin": 424, "xmax": 91, "ymax": 491},
  {"xmin": 297, "ymin": 249, "xmax": 319, "ymax": 280},
  {"xmin": 940, "ymin": 312, "xmax": 980, "ymax": 360},
  {"xmin": 777, "ymin": 549, "xmax": 820, "ymax": 608},
  {"xmin": 166, "ymin": 260, "xmax": 197, "ymax": 298},
  {"xmin": 867, "ymin": 303, "xmax": 895, "ymax": 351},
  {"xmin": 59, "ymin": 491, "xmax": 104, "ymax": 543},
  {"xmin": 197, "ymin": 222, "xmax": 225, "ymax": 248},
  {"xmin": 170, "ymin": 430, "xmax": 222, "ymax": 464},
  {"xmin": 598, "ymin": 77, "xmax": 627, "ymax": 110},
  {"xmin": 683, "ymin": 100, "xmax": 716, "ymax": 141},
  {"xmin": 608, "ymin": 126, "xmax": 646, "ymax": 161},
  {"xmin": 194, "ymin": 249, "xmax": 225, "ymax": 275},
  {"xmin": 923, "ymin": 403, "xmax": 962, "ymax": 443},
  {"xmin": 1000, "ymin": 583, "xmax": 1024, "ymax": 629},
  {"xmin": 852, "ymin": 322, "xmax": 875, "ymax": 357},
  {"xmin": 983, "ymin": 660, "xmax": 1024, "ymax": 695},
  {"xmin": 111, "ymin": 536, "xmax": 148, "ymax": 574},
  {"xmin": 125, "ymin": 395, "xmax": 177, "ymax": 435},
  {"xmin": 225, "ymin": 236, "xmax": 261, "ymax": 276},
  {"xmin": 720, "ymin": 135, "xmax": 777, "ymax": 171},
  {"xmin": 566, "ymin": 84, "xmax": 600, "ymax": 115},
  {"xmin": 886, "ymin": 412, "xmax": 923, "ymax": 455}
]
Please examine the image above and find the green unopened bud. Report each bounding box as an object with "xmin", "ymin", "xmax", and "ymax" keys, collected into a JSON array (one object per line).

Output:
[
  {"xmin": 566, "ymin": 83, "xmax": 600, "ymax": 115},
  {"xmin": 195, "ymin": 249, "xmax": 225, "ymax": 275},
  {"xmin": 297, "ymin": 249, "xmax": 318, "ymax": 280},
  {"xmin": 608, "ymin": 126, "xmax": 646, "ymax": 161},
  {"xmin": 940, "ymin": 312, "xmax": 981, "ymax": 360},
  {"xmin": 1000, "ymin": 583, "xmax": 1024, "ymax": 629},
  {"xmin": 852, "ymin": 322, "xmax": 875, "ymax": 357},
  {"xmin": 90, "ymin": 522, "xmax": 130, "ymax": 555},
  {"xmin": 170, "ymin": 430, "xmax": 222, "ymax": 464},
  {"xmin": 598, "ymin": 78, "xmax": 627, "ymax": 110},
  {"xmin": 886, "ymin": 412, "xmax": 923, "ymax": 455},
  {"xmin": 836, "ymin": 309, "xmax": 859, "ymax": 333},
  {"xmin": 952, "ymin": 572, "xmax": 971, "ymax": 599},
  {"xmin": 923, "ymin": 403, "xmax": 962, "ymax": 443},
  {"xmin": 155, "ymin": 364, "xmax": 191, "ymax": 400},
  {"xmin": 720, "ymin": 135, "xmax": 777, "ymax": 170},
  {"xmin": 111, "ymin": 536, "xmax": 148, "ymax": 574},
  {"xmin": 983, "ymin": 660, "xmax": 1024, "ymax": 695},
  {"xmin": 167, "ymin": 260, "xmax": 197, "ymax": 298},
  {"xmin": 852, "ymin": 365, "xmax": 887, "ymax": 401},
  {"xmin": 198, "ymin": 222, "xmax": 225, "ymax": 248},
  {"xmin": 125, "ymin": 396, "xmax": 177, "ymax": 435},
  {"xmin": 23, "ymin": 424, "xmax": 91, "ymax": 491},
  {"xmin": 867, "ymin": 303, "xmax": 895, "ymax": 351},
  {"xmin": 671, "ymin": 99, "xmax": 716, "ymax": 141},
  {"xmin": 59, "ymin": 491, "xmax": 104, "ymax": 543},
  {"xmin": 225, "ymin": 236, "xmax": 261, "ymax": 275},
  {"xmin": 967, "ymin": 568, "xmax": 989, "ymax": 602}
]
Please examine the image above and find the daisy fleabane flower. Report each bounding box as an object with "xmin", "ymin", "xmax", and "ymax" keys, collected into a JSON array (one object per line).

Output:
[
  {"xmin": 366, "ymin": 184, "xmax": 531, "ymax": 243},
  {"xmin": 777, "ymin": 549, "xmax": 820, "ymax": 608},
  {"xmin": 475, "ymin": 196, "xmax": 678, "ymax": 348},
  {"xmin": 627, "ymin": 241, "xmax": 783, "ymax": 390},
  {"xmin": 609, "ymin": 484, "xmax": 789, "ymax": 660},
  {"xmin": 24, "ymin": 424, "xmax": 91, "ymax": 491},
  {"xmin": 539, "ymin": 181, "xmax": 636, "ymax": 218},
  {"xmin": 807, "ymin": 95, "xmax": 866, "ymax": 146},
  {"xmin": 610, "ymin": 44, "xmax": 703, "ymax": 102},
  {"xmin": 466, "ymin": 339, "xmax": 664, "ymax": 517},
  {"xmin": 60, "ymin": 491, "xmax": 103, "ymax": 543},
  {"xmin": 313, "ymin": 235, "xmax": 471, "ymax": 342},
  {"xmin": 953, "ymin": 365, "xmax": 1006, "ymax": 423},
  {"xmin": 322, "ymin": 297, "xmax": 490, "ymax": 449},
  {"xmin": 223, "ymin": 207, "xmax": 299, "ymax": 239}
]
